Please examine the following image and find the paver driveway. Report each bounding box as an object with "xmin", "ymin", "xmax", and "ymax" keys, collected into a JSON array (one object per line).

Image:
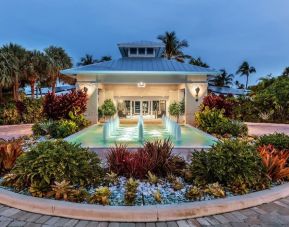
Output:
[{"xmin": 2, "ymin": 197, "xmax": 289, "ymax": 226}]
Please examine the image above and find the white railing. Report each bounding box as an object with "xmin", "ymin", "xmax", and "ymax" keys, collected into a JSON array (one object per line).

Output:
[
  {"xmin": 138, "ymin": 115, "xmax": 144, "ymax": 142},
  {"xmin": 162, "ymin": 115, "xmax": 181, "ymax": 141},
  {"xmin": 103, "ymin": 116, "xmax": 120, "ymax": 141}
]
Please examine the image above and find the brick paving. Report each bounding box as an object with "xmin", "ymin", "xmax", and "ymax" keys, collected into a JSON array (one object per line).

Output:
[{"xmin": 1, "ymin": 197, "xmax": 289, "ymax": 226}]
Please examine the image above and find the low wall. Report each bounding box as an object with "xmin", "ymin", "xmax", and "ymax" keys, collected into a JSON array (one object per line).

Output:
[{"xmin": 1, "ymin": 183, "xmax": 289, "ymax": 222}]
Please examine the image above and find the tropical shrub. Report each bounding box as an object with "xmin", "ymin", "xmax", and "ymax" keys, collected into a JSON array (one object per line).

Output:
[
  {"xmin": 100, "ymin": 99, "xmax": 116, "ymax": 119},
  {"xmin": 106, "ymin": 139, "xmax": 185, "ymax": 179},
  {"xmin": 202, "ymin": 94, "xmax": 235, "ymax": 117},
  {"xmin": 43, "ymin": 89, "xmax": 87, "ymax": 120},
  {"xmin": 0, "ymin": 138, "xmax": 23, "ymax": 173},
  {"xmin": 2, "ymin": 140, "xmax": 103, "ymax": 191},
  {"xmin": 254, "ymin": 77, "xmax": 289, "ymax": 122},
  {"xmin": 90, "ymin": 186, "xmax": 111, "ymax": 205},
  {"xmin": 32, "ymin": 120, "xmax": 53, "ymax": 136},
  {"xmin": 195, "ymin": 107, "xmax": 248, "ymax": 137},
  {"xmin": 48, "ymin": 119, "xmax": 78, "ymax": 138},
  {"xmin": 204, "ymin": 182, "xmax": 226, "ymax": 198},
  {"xmin": 16, "ymin": 98, "xmax": 43, "ymax": 123},
  {"xmin": 0, "ymin": 102, "xmax": 20, "ymax": 125},
  {"xmin": 0, "ymin": 98, "xmax": 43, "ymax": 125},
  {"xmin": 257, "ymin": 133, "xmax": 289, "ymax": 150},
  {"xmin": 142, "ymin": 139, "xmax": 185, "ymax": 177},
  {"xmin": 257, "ymin": 145, "xmax": 289, "ymax": 182},
  {"xmin": 189, "ymin": 140, "xmax": 268, "ymax": 189}
]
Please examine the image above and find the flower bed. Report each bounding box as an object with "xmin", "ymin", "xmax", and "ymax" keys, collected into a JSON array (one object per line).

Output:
[{"xmin": 1, "ymin": 134, "xmax": 289, "ymax": 206}]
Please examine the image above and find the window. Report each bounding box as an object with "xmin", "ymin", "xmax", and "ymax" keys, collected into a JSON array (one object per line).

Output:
[
  {"xmin": 130, "ymin": 48, "xmax": 137, "ymax": 55},
  {"xmin": 147, "ymin": 48, "xmax": 154, "ymax": 55},
  {"xmin": 138, "ymin": 48, "xmax": 145, "ymax": 55}
]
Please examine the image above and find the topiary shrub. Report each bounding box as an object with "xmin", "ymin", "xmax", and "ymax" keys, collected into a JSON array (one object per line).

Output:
[
  {"xmin": 256, "ymin": 133, "xmax": 289, "ymax": 150},
  {"xmin": 100, "ymin": 99, "xmax": 116, "ymax": 120},
  {"xmin": 189, "ymin": 140, "xmax": 268, "ymax": 189},
  {"xmin": 2, "ymin": 140, "xmax": 103, "ymax": 191}
]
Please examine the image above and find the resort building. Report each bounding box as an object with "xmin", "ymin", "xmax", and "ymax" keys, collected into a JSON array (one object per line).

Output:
[{"xmin": 61, "ymin": 41, "xmax": 218, "ymax": 124}]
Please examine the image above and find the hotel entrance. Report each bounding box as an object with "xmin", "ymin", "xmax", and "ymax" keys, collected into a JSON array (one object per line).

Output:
[{"xmin": 117, "ymin": 99, "xmax": 167, "ymax": 119}]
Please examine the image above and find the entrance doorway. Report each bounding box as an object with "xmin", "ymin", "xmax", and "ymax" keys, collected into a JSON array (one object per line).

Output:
[{"xmin": 117, "ymin": 99, "xmax": 167, "ymax": 119}]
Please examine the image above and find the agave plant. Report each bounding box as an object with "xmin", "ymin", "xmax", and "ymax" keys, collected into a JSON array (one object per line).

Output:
[
  {"xmin": 205, "ymin": 182, "xmax": 226, "ymax": 198},
  {"xmin": 153, "ymin": 190, "xmax": 162, "ymax": 203},
  {"xmin": 68, "ymin": 188, "xmax": 89, "ymax": 203},
  {"xmin": 90, "ymin": 186, "xmax": 111, "ymax": 205},
  {"xmin": 29, "ymin": 182, "xmax": 50, "ymax": 198},
  {"xmin": 147, "ymin": 171, "xmax": 158, "ymax": 185},
  {"xmin": 124, "ymin": 178, "xmax": 139, "ymax": 205},
  {"xmin": 51, "ymin": 180, "xmax": 74, "ymax": 200},
  {"xmin": 258, "ymin": 145, "xmax": 289, "ymax": 182},
  {"xmin": 171, "ymin": 178, "xmax": 184, "ymax": 191},
  {"xmin": 186, "ymin": 186, "xmax": 203, "ymax": 200},
  {"xmin": 105, "ymin": 171, "xmax": 119, "ymax": 185}
]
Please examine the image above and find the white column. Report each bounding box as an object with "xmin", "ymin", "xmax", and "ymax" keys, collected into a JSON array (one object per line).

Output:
[
  {"xmin": 130, "ymin": 100, "xmax": 132, "ymax": 118},
  {"xmin": 140, "ymin": 100, "xmax": 143, "ymax": 116}
]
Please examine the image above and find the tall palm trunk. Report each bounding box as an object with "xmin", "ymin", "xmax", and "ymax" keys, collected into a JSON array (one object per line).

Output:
[
  {"xmin": 30, "ymin": 80, "xmax": 36, "ymax": 99},
  {"xmin": 0, "ymin": 85, "xmax": 3, "ymax": 103},
  {"xmin": 51, "ymin": 73, "xmax": 58, "ymax": 95},
  {"xmin": 245, "ymin": 75, "xmax": 249, "ymax": 89},
  {"xmin": 14, "ymin": 73, "xmax": 19, "ymax": 101}
]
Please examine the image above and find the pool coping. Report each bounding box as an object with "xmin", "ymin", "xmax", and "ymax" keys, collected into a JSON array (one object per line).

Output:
[
  {"xmin": 0, "ymin": 183, "xmax": 289, "ymax": 222},
  {"xmin": 64, "ymin": 123, "xmax": 218, "ymax": 149}
]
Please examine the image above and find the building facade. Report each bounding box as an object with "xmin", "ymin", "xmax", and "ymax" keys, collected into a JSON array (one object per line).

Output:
[{"xmin": 61, "ymin": 41, "xmax": 218, "ymax": 124}]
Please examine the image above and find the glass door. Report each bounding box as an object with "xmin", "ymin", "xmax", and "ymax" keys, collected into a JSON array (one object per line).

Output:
[
  {"xmin": 142, "ymin": 101, "xmax": 149, "ymax": 115},
  {"xmin": 134, "ymin": 101, "xmax": 140, "ymax": 115}
]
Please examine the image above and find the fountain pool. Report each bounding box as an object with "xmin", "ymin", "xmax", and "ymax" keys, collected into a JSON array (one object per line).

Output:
[{"xmin": 65, "ymin": 124, "xmax": 217, "ymax": 149}]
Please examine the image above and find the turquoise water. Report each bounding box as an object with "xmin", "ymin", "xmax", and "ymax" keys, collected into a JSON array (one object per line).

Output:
[{"xmin": 66, "ymin": 124, "xmax": 217, "ymax": 148}]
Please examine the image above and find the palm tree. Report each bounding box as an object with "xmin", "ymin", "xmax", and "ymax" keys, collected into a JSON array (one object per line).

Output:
[
  {"xmin": 99, "ymin": 56, "xmax": 112, "ymax": 62},
  {"xmin": 44, "ymin": 46, "xmax": 72, "ymax": 94},
  {"xmin": 1, "ymin": 43, "xmax": 27, "ymax": 101},
  {"xmin": 0, "ymin": 52, "xmax": 14, "ymax": 102},
  {"xmin": 77, "ymin": 54, "xmax": 98, "ymax": 66},
  {"xmin": 189, "ymin": 57, "xmax": 209, "ymax": 68},
  {"xmin": 157, "ymin": 31, "xmax": 189, "ymax": 62},
  {"xmin": 24, "ymin": 50, "xmax": 50, "ymax": 98},
  {"xmin": 282, "ymin": 67, "xmax": 289, "ymax": 77},
  {"xmin": 212, "ymin": 69, "xmax": 234, "ymax": 87},
  {"xmin": 236, "ymin": 61, "xmax": 256, "ymax": 89},
  {"xmin": 235, "ymin": 80, "xmax": 245, "ymax": 89}
]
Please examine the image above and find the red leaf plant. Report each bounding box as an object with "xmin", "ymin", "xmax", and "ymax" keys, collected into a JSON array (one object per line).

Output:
[{"xmin": 257, "ymin": 144, "xmax": 289, "ymax": 182}]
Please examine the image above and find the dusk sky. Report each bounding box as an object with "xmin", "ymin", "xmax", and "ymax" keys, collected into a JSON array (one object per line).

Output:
[{"xmin": 1, "ymin": 0, "xmax": 289, "ymax": 85}]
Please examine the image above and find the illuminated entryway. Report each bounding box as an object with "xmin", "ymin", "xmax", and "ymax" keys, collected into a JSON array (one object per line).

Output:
[{"xmin": 116, "ymin": 98, "xmax": 167, "ymax": 119}]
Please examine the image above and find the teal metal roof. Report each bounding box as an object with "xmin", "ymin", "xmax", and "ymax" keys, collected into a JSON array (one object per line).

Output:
[{"xmin": 61, "ymin": 57, "xmax": 219, "ymax": 75}]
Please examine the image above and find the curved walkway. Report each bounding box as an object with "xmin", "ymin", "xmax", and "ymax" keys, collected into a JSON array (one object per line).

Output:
[{"xmin": 2, "ymin": 197, "xmax": 289, "ymax": 226}]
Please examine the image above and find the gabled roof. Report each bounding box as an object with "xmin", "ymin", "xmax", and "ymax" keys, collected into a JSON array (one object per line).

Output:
[{"xmin": 61, "ymin": 57, "xmax": 219, "ymax": 76}]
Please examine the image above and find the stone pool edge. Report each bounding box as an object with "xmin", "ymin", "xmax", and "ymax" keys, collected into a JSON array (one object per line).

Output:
[{"xmin": 1, "ymin": 183, "xmax": 289, "ymax": 222}]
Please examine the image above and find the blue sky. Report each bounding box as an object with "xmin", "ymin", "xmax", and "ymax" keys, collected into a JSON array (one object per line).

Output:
[{"xmin": 1, "ymin": 0, "xmax": 289, "ymax": 85}]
